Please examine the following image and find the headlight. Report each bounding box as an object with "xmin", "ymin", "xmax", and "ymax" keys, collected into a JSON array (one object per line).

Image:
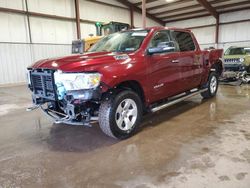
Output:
[
  {"xmin": 26, "ymin": 70, "xmax": 31, "ymax": 85},
  {"xmin": 54, "ymin": 71, "xmax": 101, "ymax": 91},
  {"xmin": 239, "ymin": 58, "xmax": 245, "ymax": 63}
]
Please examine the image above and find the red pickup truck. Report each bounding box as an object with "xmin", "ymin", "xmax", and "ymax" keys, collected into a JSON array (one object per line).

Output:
[{"xmin": 27, "ymin": 27, "xmax": 223, "ymax": 139}]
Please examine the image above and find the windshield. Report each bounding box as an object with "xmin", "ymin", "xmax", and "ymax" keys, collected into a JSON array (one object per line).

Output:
[
  {"xmin": 88, "ymin": 30, "xmax": 149, "ymax": 53},
  {"xmin": 225, "ymin": 47, "xmax": 250, "ymax": 55}
]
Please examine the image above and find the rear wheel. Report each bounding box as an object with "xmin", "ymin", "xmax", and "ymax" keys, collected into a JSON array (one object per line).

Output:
[
  {"xmin": 201, "ymin": 72, "xmax": 219, "ymax": 99},
  {"xmin": 98, "ymin": 90, "xmax": 143, "ymax": 139}
]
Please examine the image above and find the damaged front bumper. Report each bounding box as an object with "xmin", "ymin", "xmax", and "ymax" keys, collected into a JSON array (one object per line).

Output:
[
  {"xmin": 27, "ymin": 69, "xmax": 103, "ymax": 126},
  {"xmin": 40, "ymin": 87, "xmax": 101, "ymax": 126},
  {"xmin": 222, "ymin": 63, "xmax": 249, "ymax": 79},
  {"xmin": 40, "ymin": 104, "xmax": 98, "ymax": 126},
  {"xmin": 28, "ymin": 90, "xmax": 101, "ymax": 126}
]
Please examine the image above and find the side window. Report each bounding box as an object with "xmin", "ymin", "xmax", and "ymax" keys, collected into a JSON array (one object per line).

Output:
[
  {"xmin": 150, "ymin": 30, "xmax": 174, "ymax": 49},
  {"xmin": 173, "ymin": 31, "xmax": 195, "ymax": 52}
]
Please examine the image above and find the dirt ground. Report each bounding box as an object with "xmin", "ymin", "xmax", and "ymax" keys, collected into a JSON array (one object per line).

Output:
[{"xmin": 0, "ymin": 85, "xmax": 250, "ymax": 188}]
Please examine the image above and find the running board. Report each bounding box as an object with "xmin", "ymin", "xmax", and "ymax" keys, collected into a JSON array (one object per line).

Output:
[{"xmin": 150, "ymin": 88, "xmax": 208, "ymax": 113}]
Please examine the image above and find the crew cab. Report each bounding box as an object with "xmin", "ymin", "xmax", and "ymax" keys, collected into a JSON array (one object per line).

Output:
[{"xmin": 27, "ymin": 27, "xmax": 223, "ymax": 139}]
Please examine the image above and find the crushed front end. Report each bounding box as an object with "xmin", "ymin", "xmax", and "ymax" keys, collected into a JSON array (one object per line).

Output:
[
  {"xmin": 223, "ymin": 57, "xmax": 247, "ymax": 80},
  {"xmin": 27, "ymin": 69, "xmax": 102, "ymax": 126}
]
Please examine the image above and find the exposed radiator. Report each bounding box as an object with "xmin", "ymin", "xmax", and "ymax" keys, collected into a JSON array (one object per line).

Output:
[{"xmin": 30, "ymin": 69, "xmax": 56, "ymax": 101}]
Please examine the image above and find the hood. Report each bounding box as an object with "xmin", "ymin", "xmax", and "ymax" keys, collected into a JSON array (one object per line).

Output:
[
  {"xmin": 224, "ymin": 54, "xmax": 245, "ymax": 59},
  {"xmin": 29, "ymin": 51, "xmax": 133, "ymax": 72}
]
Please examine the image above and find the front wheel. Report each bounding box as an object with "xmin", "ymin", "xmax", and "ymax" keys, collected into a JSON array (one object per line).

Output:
[
  {"xmin": 98, "ymin": 90, "xmax": 143, "ymax": 139},
  {"xmin": 201, "ymin": 72, "xmax": 219, "ymax": 99}
]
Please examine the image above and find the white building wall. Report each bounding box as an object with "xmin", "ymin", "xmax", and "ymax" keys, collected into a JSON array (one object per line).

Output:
[
  {"xmin": 219, "ymin": 10, "xmax": 250, "ymax": 49},
  {"xmin": 0, "ymin": 43, "xmax": 31, "ymax": 85},
  {"xmin": 79, "ymin": 0, "xmax": 130, "ymax": 38},
  {"xmin": 30, "ymin": 44, "xmax": 71, "ymax": 62},
  {"xmin": 0, "ymin": 0, "xmax": 25, "ymax": 10},
  {"xmin": 191, "ymin": 26, "xmax": 216, "ymax": 49},
  {"xmin": 220, "ymin": 9, "xmax": 250, "ymax": 23},
  {"xmin": 27, "ymin": 0, "xmax": 75, "ymax": 18},
  {"xmin": 80, "ymin": 23, "xmax": 97, "ymax": 39},
  {"xmin": 165, "ymin": 16, "xmax": 216, "ymax": 28},
  {"xmin": 0, "ymin": 43, "xmax": 71, "ymax": 85},
  {"xmin": 0, "ymin": 12, "xmax": 29, "ymax": 43},
  {"xmin": 165, "ymin": 16, "xmax": 216, "ymax": 49},
  {"xmin": 134, "ymin": 11, "xmax": 161, "ymax": 28},
  {"xmin": 29, "ymin": 17, "xmax": 76, "ymax": 44},
  {"xmin": 165, "ymin": 10, "xmax": 250, "ymax": 50},
  {"xmin": 0, "ymin": 0, "xmax": 75, "ymax": 85},
  {"xmin": 79, "ymin": 1, "xmax": 130, "ymax": 24}
]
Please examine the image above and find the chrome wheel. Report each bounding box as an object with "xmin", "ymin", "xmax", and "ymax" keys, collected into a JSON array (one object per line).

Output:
[
  {"xmin": 210, "ymin": 75, "xmax": 217, "ymax": 94},
  {"xmin": 115, "ymin": 98, "xmax": 138, "ymax": 131}
]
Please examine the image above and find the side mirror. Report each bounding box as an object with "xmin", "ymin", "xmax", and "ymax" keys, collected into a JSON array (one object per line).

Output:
[{"xmin": 147, "ymin": 41, "xmax": 176, "ymax": 55}]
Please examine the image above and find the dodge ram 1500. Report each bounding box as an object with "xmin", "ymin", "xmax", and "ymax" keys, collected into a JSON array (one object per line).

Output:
[{"xmin": 27, "ymin": 27, "xmax": 223, "ymax": 139}]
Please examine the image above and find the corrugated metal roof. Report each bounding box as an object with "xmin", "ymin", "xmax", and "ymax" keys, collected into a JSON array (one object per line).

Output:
[{"xmin": 99, "ymin": 0, "xmax": 250, "ymax": 23}]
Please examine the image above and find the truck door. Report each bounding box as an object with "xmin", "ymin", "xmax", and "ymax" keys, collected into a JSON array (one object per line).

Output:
[
  {"xmin": 172, "ymin": 31, "xmax": 203, "ymax": 91},
  {"xmin": 147, "ymin": 30, "xmax": 183, "ymax": 102}
]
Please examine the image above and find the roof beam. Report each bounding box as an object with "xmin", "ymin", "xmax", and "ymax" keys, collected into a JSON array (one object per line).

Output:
[
  {"xmin": 134, "ymin": 0, "xmax": 156, "ymax": 7},
  {"xmin": 0, "ymin": 6, "xmax": 97, "ymax": 24},
  {"xmin": 147, "ymin": 0, "xmax": 193, "ymax": 11},
  {"xmin": 116, "ymin": 0, "xmax": 165, "ymax": 26},
  {"xmin": 142, "ymin": 0, "xmax": 146, "ymax": 27},
  {"xmin": 130, "ymin": 6, "xmax": 134, "ymax": 28},
  {"xmin": 154, "ymin": 4, "xmax": 202, "ymax": 17},
  {"xmin": 161, "ymin": 9, "xmax": 207, "ymax": 20},
  {"xmin": 166, "ymin": 13, "xmax": 211, "ymax": 22},
  {"xmin": 24, "ymin": 0, "xmax": 32, "ymax": 43},
  {"xmin": 215, "ymin": 0, "xmax": 250, "ymax": 10},
  {"xmin": 196, "ymin": 0, "xmax": 219, "ymax": 18},
  {"xmin": 171, "ymin": 0, "xmax": 250, "ymax": 21},
  {"xmin": 153, "ymin": 0, "xmax": 223, "ymax": 17},
  {"xmin": 161, "ymin": 0, "xmax": 250, "ymax": 21},
  {"xmin": 75, "ymin": 0, "xmax": 81, "ymax": 39},
  {"xmin": 215, "ymin": 17, "xmax": 219, "ymax": 44},
  {"xmin": 86, "ymin": 0, "xmax": 127, "ymax": 10},
  {"xmin": 219, "ymin": 6, "xmax": 250, "ymax": 14},
  {"xmin": 164, "ymin": 2, "xmax": 250, "ymax": 22}
]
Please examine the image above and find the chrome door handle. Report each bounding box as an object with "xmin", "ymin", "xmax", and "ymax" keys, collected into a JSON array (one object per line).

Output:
[{"xmin": 172, "ymin": 59, "xmax": 179, "ymax": 63}]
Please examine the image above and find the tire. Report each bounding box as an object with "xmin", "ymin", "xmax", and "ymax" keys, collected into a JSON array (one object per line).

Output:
[
  {"xmin": 98, "ymin": 90, "xmax": 143, "ymax": 139},
  {"xmin": 201, "ymin": 72, "xmax": 219, "ymax": 99}
]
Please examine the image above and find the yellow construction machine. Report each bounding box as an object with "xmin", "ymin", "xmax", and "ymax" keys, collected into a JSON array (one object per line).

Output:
[{"xmin": 72, "ymin": 21, "xmax": 130, "ymax": 54}]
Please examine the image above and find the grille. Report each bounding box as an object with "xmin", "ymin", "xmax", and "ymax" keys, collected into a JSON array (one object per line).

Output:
[
  {"xmin": 30, "ymin": 69, "xmax": 56, "ymax": 100},
  {"xmin": 224, "ymin": 58, "xmax": 240, "ymax": 63},
  {"xmin": 224, "ymin": 66, "xmax": 241, "ymax": 72}
]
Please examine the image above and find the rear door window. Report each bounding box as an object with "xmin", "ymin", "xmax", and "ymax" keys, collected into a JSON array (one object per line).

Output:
[{"xmin": 173, "ymin": 31, "xmax": 196, "ymax": 52}]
